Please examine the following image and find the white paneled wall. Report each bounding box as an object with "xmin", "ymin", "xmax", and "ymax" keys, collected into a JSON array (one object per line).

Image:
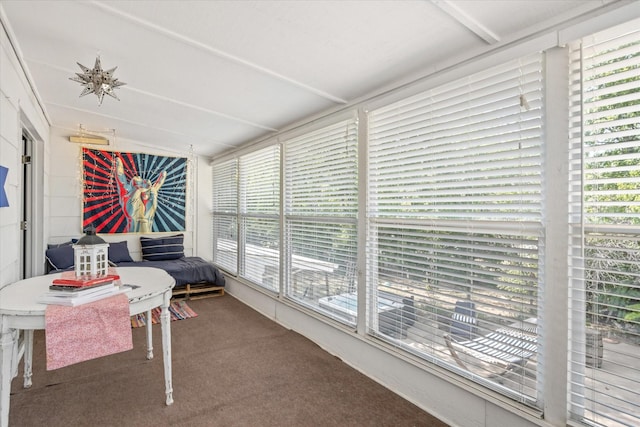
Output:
[
  {"xmin": 0, "ymin": 19, "xmax": 49, "ymax": 285},
  {"xmin": 0, "ymin": 92, "xmax": 20, "ymax": 285}
]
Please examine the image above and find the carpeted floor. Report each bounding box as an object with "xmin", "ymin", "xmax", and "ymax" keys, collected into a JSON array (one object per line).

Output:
[{"xmin": 9, "ymin": 295, "xmax": 448, "ymax": 426}]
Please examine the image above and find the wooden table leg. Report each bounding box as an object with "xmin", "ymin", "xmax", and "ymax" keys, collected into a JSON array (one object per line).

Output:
[
  {"xmin": 160, "ymin": 294, "xmax": 173, "ymax": 405},
  {"xmin": 146, "ymin": 309, "xmax": 153, "ymax": 360},
  {"xmin": 0, "ymin": 327, "xmax": 16, "ymax": 427},
  {"xmin": 23, "ymin": 330, "xmax": 33, "ymax": 388}
]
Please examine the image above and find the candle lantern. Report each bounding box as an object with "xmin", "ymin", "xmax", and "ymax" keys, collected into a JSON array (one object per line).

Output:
[{"xmin": 73, "ymin": 227, "xmax": 110, "ymax": 277}]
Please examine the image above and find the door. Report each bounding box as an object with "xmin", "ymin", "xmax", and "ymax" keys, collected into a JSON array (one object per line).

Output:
[{"xmin": 20, "ymin": 131, "xmax": 33, "ymax": 279}]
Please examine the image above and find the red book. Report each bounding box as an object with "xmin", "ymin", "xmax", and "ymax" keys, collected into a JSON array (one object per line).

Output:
[{"xmin": 52, "ymin": 272, "xmax": 120, "ymax": 288}]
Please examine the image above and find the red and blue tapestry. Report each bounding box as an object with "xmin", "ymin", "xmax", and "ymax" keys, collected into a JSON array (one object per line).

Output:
[{"xmin": 82, "ymin": 148, "xmax": 187, "ymax": 233}]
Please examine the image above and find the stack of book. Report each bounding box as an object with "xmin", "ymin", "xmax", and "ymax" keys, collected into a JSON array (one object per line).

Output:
[{"xmin": 37, "ymin": 273, "xmax": 125, "ymax": 306}]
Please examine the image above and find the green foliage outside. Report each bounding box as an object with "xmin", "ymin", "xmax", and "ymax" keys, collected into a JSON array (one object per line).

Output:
[{"xmin": 583, "ymin": 40, "xmax": 640, "ymax": 331}]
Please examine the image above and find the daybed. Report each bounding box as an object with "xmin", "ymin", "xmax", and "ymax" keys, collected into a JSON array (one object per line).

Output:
[{"xmin": 45, "ymin": 234, "xmax": 225, "ymax": 299}]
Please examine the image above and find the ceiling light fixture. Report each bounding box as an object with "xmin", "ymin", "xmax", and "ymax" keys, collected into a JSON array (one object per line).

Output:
[{"xmin": 69, "ymin": 55, "xmax": 126, "ymax": 105}]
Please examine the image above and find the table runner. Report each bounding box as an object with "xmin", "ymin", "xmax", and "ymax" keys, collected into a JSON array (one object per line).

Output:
[{"xmin": 45, "ymin": 293, "xmax": 133, "ymax": 370}]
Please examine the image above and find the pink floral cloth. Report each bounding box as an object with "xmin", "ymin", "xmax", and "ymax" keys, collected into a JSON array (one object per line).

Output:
[{"xmin": 45, "ymin": 293, "xmax": 133, "ymax": 370}]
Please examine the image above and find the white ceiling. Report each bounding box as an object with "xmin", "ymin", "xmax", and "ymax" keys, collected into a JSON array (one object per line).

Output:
[{"xmin": 0, "ymin": 0, "xmax": 622, "ymax": 157}]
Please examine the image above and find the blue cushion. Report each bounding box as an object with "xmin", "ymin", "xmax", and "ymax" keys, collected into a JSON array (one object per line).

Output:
[
  {"xmin": 108, "ymin": 241, "xmax": 134, "ymax": 263},
  {"xmin": 45, "ymin": 245, "xmax": 75, "ymax": 270},
  {"xmin": 140, "ymin": 234, "xmax": 185, "ymax": 261}
]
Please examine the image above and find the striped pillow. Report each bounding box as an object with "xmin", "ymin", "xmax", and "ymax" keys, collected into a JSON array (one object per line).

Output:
[{"xmin": 140, "ymin": 234, "xmax": 185, "ymax": 261}]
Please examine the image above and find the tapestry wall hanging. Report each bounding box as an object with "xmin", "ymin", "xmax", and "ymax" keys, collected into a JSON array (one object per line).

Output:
[{"xmin": 82, "ymin": 148, "xmax": 187, "ymax": 233}]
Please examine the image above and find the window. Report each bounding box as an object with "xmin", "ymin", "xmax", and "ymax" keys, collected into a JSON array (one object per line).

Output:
[
  {"xmin": 367, "ymin": 54, "xmax": 544, "ymax": 404},
  {"xmin": 212, "ymin": 158, "xmax": 238, "ymax": 274},
  {"xmin": 209, "ymin": 16, "xmax": 640, "ymax": 425},
  {"xmin": 283, "ymin": 118, "xmax": 359, "ymax": 316},
  {"xmin": 239, "ymin": 145, "xmax": 280, "ymax": 290},
  {"xmin": 568, "ymin": 19, "xmax": 640, "ymax": 426}
]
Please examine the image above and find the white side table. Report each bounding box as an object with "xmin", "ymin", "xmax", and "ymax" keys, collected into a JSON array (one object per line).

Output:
[{"xmin": 0, "ymin": 267, "xmax": 175, "ymax": 427}]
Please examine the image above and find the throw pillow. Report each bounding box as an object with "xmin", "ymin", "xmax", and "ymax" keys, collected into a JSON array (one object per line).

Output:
[
  {"xmin": 45, "ymin": 245, "xmax": 75, "ymax": 271},
  {"xmin": 108, "ymin": 241, "xmax": 134, "ymax": 263},
  {"xmin": 140, "ymin": 234, "xmax": 185, "ymax": 261},
  {"xmin": 47, "ymin": 239, "xmax": 78, "ymax": 249}
]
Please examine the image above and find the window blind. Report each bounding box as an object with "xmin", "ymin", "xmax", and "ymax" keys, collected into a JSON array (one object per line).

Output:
[
  {"xmin": 283, "ymin": 119, "xmax": 358, "ymax": 311},
  {"xmin": 568, "ymin": 19, "xmax": 640, "ymax": 426},
  {"xmin": 239, "ymin": 145, "xmax": 280, "ymax": 290},
  {"xmin": 367, "ymin": 53, "xmax": 544, "ymax": 404},
  {"xmin": 212, "ymin": 158, "xmax": 238, "ymax": 274}
]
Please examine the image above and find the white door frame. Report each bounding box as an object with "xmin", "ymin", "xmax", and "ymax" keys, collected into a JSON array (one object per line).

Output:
[{"xmin": 19, "ymin": 126, "xmax": 44, "ymax": 279}]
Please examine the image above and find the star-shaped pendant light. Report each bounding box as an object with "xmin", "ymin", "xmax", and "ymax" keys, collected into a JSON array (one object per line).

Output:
[{"xmin": 69, "ymin": 56, "xmax": 126, "ymax": 105}]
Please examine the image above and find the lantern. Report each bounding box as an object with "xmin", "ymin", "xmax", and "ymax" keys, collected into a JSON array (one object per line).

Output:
[{"xmin": 73, "ymin": 227, "xmax": 110, "ymax": 277}]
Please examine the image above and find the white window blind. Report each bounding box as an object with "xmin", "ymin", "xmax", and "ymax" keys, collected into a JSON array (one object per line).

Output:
[
  {"xmin": 284, "ymin": 119, "xmax": 358, "ymax": 313},
  {"xmin": 368, "ymin": 53, "xmax": 544, "ymax": 404},
  {"xmin": 568, "ymin": 19, "xmax": 640, "ymax": 426},
  {"xmin": 212, "ymin": 158, "xmax": 238, "ymax": 274},
  {"xmin": 239, "ymin": 145, "xmax": 280, "ymax": 290}
]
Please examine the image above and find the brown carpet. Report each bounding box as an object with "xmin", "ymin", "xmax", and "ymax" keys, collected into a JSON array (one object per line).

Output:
[{"xmin": 9, "ymin": 295, "xmax": 448, "ymax": 427}]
